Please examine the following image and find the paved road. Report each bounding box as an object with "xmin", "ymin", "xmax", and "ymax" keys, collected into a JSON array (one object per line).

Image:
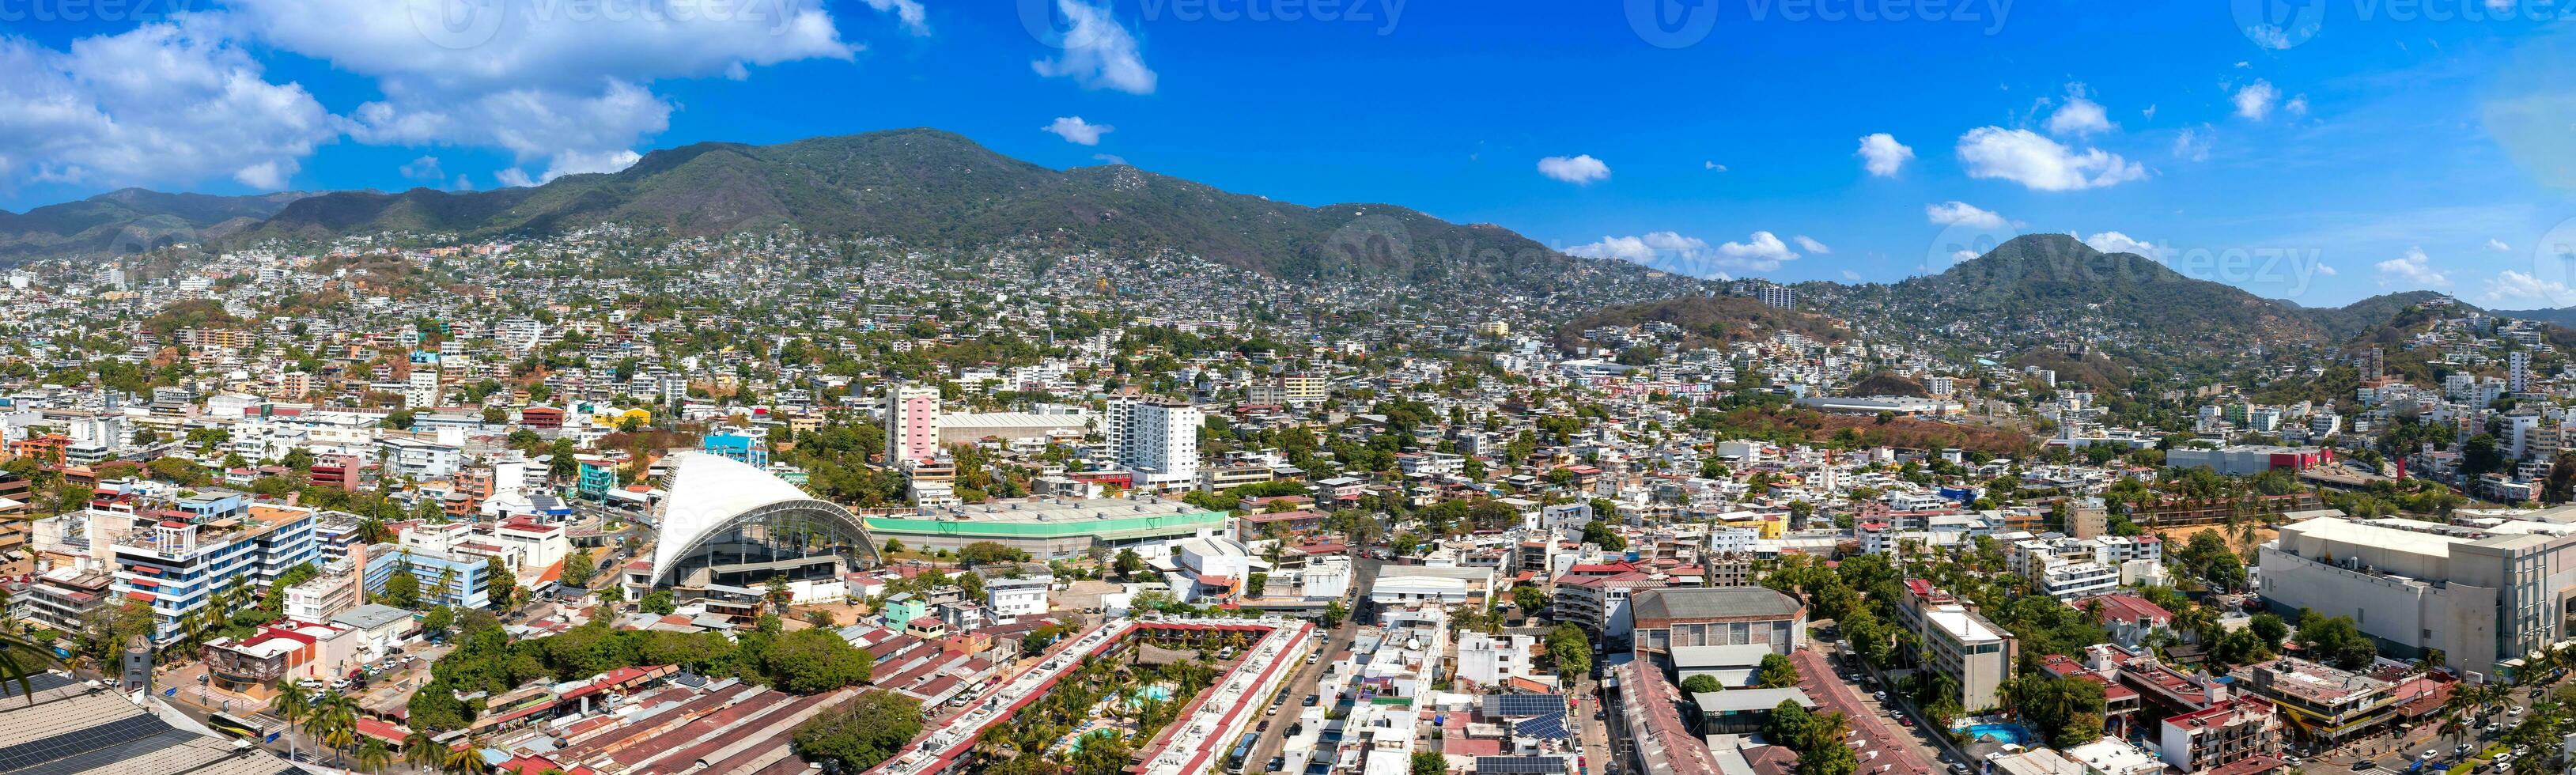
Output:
[
  {"xmin": 1791, "ymin": 647, "xmax": 1935, "ymax": 775},
  {"xmin": 1575, "ymin": 675, "xmax": 1611, "ymax": 775},
  {"xmin": 1241, "ymin": 552, "xmax": 1379, "ymax": 773}
]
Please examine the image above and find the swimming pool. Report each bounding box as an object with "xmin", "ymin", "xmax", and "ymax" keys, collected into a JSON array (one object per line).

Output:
[{"xmin": 1958, "ymin": 723, "xmax": 2035, "ymax": 746}]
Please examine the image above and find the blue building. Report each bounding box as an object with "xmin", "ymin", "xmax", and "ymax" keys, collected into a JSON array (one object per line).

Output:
[
  {"xmin": 362, "ymin": 545, "xmax": 495, "ymax": 610},
  {"xmin": 576, "ymin": 456, "xmax": 620, "ymax": 501},
  {"xmin": 107, "ymin": 499, "xmax": 319, "ymax": 645},
  {"xmin": 701, "ymin": 432, "xmax": 769, "ymax": 467}
]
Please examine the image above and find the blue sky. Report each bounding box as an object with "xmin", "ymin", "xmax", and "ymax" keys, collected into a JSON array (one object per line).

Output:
[{"xmin": 6, "ymin": 0, "xmax": 2575, "ymax": 308}]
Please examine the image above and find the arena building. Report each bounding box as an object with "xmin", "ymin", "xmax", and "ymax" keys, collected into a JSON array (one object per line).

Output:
[{"xmin": 651, "ymin": 452, "xmax": 881, "ymax": 590}]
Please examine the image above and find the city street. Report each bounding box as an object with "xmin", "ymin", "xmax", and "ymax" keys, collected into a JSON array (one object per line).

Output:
[{"xmin": 1241, "ymin": 551, "xmax": 1378, "ymax": 773}]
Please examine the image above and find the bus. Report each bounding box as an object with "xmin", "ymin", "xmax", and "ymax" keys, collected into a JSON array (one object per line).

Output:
[
  {"xmin": 206, "ymin": 712, "xmax": 277, "ymax": 744},
  {"xmin": 1226, "ymin": 732, "xmax": 1258, "ymax": 774}
]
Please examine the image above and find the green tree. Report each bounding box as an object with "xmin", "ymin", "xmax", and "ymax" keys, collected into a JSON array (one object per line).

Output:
[
  {"xmin": 791, "ymin": 690, "xmax": 922, "ymax": 772},
  {"xmin": 1411, "ymin": 751, "xmax": 1449, "ymax": 775},
  {"xmin": 2002, "ymin": 675, "xmax": 2106, "ymax": 746},
  {"xmin": 1513, "ymin": 585, "xmax": 1547, "ymax": 614},
  {"xmin": 1755, "ymin": 653, "xmax": 1801, "ymax": 689},
  {"xmin": 1547, "ymin": 623, "xmax": 1592, "ymax": 684},
  {"xmin": 1681, "ymin": 675, "xmax": 1725, "ymax": 694},
  {"xmin": 760, "ymin": 628, "xmax": 875, "ymax": 693},
  {"xmin": 2295, "ymin": 613, "xmax": 2379, "ymax": 671},
  {"xmin": 383, "ymin": 564, "xmax": 422, "ymax": 611},
  {"xmin": 560, "ymin": 546, "xmax": 596, "ymax": 588},
  {"xmin": 420, "ymin": 606, "xmax": 456, "ymax": 639},
  {"xmin": 1580, "ymin": 520, "xmax": 1627, "ymax": 551},
  {"xmin": 640, "ymin": 590, "xmax": 677, "ymax": 615}
]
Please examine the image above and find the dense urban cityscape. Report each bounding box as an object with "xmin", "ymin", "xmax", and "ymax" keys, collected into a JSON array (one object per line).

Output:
[{"xmin": 0, "ymin": 215, "xmax": 2572, "ymax": 775}]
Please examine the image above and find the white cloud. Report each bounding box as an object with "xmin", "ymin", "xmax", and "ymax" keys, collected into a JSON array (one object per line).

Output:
[
  {"xmin": 496, "ymin": 148, "xmax": 641, "ymax": 187},
  {"xmin": 861, "ymin": 0, "xmax": 930, "ymax": 36},
  {"xmin": 1031, "ymin": 0, "xmax": 1157, "ymax": 95},
  {"xmin": 1091, "ymin": 153, "xmax": 1127, "ymax": 165},
  {"xmin": 2376, "ymin": 247, "xmax": 2453, "ymax": 288},
  {"xmin": 2045, "ymin": 84, "xmax": 2116, "ymax": 138},
  {"xmin": 2286, "ymin": 95, "xmax": 2309, "ymax": 116},
  {"xmin": 1538, "ymin": 154, "xmax": 1611, "ymax": 185},
  {"xmin": 1841, "ymin": 270, "xmax": 1863, "ymax": 281},
  {"xmin": 2083, "ymin": 231, "xmax": 2162, "ymax": 258},
  {"xmin": 452, "ymin": 174, "xmax": 475, "ymax": 191},
  {"xmin": 1856, "ymin": 133, "xmax": 1915, "ymax": 176},
  {"xmin": 1705, "ymin": 161, "xmax": 1727, "ymax": 172},
  {"xmin": 0, "ymin": 19, "xmax": 336, "ymax": 193},
  {"xmin": 2482, "ymin": 270, "xmax": 2576, "ymax": 308},
  {"xmin": 1566, "ymin": 229, "xmax": 1802, "ymax": 275},
  {"xmin": 1925, "ymin": 201, "xmax": 2010, "ymax": 229},
  {"xmin": 2172, "ymin": 126, "xmax": 2212, "ymax": 162},
  {"xmin": 399, "ymin": 155, "xmax": 444, "ymax": 182},
  {"xmin": 233, "ymin": 161, "xmax": 288, "ymax": 190},
  {"xmin": 1793, "ymin": 235, "xmax": 1831, "ymax": 254},
  {"xmin": 2234, "ymin": 80, "xmax": 2281, "ymax": 121},
  {"xmin": 2317, "ymin": 263, "xmax": 2338, "ymax": 276},
  {"xmin": 1715, "ymin": 231, "xmax": 1802, "ymax": 270},
  {"xmin": 1954, "ymin": 127, "xmax": 2148, "ymax": 191},
  {"xmin": 2489, "ymin": 238, "xmax": 2513, "ymax": 251},
  {"xmin": 210, "ymin": 0, "xmax": 862, "ymax": 188},
  {"xmin": 1042, "ymin": 116, "xmax": 1114, "ymax": 146}
]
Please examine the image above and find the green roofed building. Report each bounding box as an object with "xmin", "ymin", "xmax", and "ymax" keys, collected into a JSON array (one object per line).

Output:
[{"xmin": 864, "ymin": 496, "xmax": 1231, "ymax": 560}]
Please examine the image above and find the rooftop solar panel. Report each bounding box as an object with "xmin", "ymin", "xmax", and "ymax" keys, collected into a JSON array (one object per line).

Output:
[
  {"xmin": 1474, "ymin": 755, "xmax": 1572, "ymax": 773},
  {"xmin": 1481, "ymin": 693, "xmax": 1566, "ymax": 718}
]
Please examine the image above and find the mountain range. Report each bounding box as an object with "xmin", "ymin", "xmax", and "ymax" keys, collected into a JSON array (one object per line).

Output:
[
  {"xmin": 0, "ymin": 188, "xmax": 311, "ymax": 262},
  {"xmin": 12, "ymin": 128, "xmax": 2571, "ymax": 352},
  {"xmin": 241, "ymin": 130, "xmax": 1625, "ymax": 296}
]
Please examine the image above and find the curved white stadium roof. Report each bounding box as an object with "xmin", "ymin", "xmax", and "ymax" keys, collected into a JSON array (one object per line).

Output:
[{"xmin": 651, "ymin": 452, "xmax": 857, "ymax": 584}]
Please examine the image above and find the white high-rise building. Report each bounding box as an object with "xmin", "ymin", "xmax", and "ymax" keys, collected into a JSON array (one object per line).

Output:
[
  {"xmin": 404, "ymin": 369, "xmax": 441, "ymax": 409},
  {"xmin": 2510, "ymin": 350, "xmax": 2532, "ymax": 394},
  {"xmin": 1106, "ymin": 395, "xmax": 1201, "ymax": 488},
  {"xmin": 885, "ymin": 384, "xmax": 944, "ymax": 466}
]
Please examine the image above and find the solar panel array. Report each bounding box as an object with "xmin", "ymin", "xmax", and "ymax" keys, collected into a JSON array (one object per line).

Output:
[
  {"xmin": 0, "ymin": 671, "xmax": 80, "ymax": 700},
  {"xmin": 0, "ymin": 711, "xmax": 173, "ymax": 773},
  {"xmin": 1481, "ymin": 693, "xmax": 1565, "ymax": 718},
  {"xmin": 1473, "ymin": 755, "xmax": 1572, "ymax": 773},
  {"xmin": 1513, "ymin": 711, "xmax": 1572, "ymax": 740}
]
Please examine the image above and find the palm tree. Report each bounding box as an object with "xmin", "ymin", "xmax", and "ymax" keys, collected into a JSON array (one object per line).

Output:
[
  {"xmin": 268, "ymin": 680, "xmax": 313, "ymax": 762},
  {"xmin": 353, "ymin": 738, "xmax": 394, "ymax": 775},
  {"xmin": 0, "ymin": 615, "xmax": 59, "ymax": 705},
  {"xmin": 308, "ymin": 690, "xmax": 361, "ymax": 766},
  {"xmin": 441, "ymin": 734, "xmax": 487, "ymax": 774},
  {"xmin": 402, "ymin": 731, "xmax": 444, "ymax": 772}
]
